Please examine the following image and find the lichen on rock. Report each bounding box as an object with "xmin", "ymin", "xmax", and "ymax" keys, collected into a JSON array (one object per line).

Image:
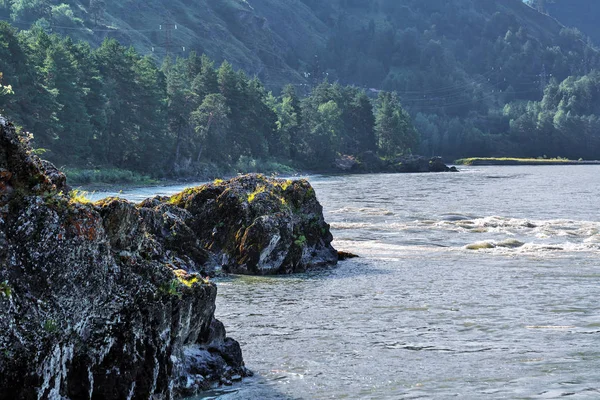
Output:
[{"xmin": 164, "ymin": 174, "xmax": 338, "ymax": 275}]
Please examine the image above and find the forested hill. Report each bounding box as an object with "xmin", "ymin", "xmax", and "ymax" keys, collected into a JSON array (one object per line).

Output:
[
  {"xmin": 1, "ymin": 0, "xmax": 595, "ymax": 90},
  {"xmin": 1, "ymin": 0, "xmax": 600, "ymax": 178}
]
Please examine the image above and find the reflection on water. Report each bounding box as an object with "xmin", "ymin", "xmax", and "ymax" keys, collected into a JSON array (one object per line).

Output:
[{"xmin": 92, "ymin": 166, "xmax": 600, "ymax": 399}]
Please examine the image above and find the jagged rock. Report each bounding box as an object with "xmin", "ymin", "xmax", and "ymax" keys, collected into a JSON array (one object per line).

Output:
[
  {"xmin": 357, "ymin": 150, "xmax": 387, "ymax": 172},
  {"xmin": 166, "ymin": 174, "xmax": 338, "ymax": 275},
  {"xmin": 338, "ymin": 250, "xmax": 359, "ymax": 260},
  {"xmin": 354, "ymin": 152, "xmax": 456, "ymax": 174},
  {"xmin": 0, "ymin": 119, "xmax": 339, "ymax": 399},
  {"xmin": 41, "ymin": 159, "xmax": 70, "ymax": 193},
  {"xmin": 393, "ymin": 155, "xmax": 430, "ymax": 172},
  {"xmin": 392, "ymin": 155, "xmax": 456, "ymax": 173},
  {"xmin": 428, "ymin": 156, "xmax": 450, "ymax": 172},
  {"xmin": 0, "ymin": 121, "xmax": 250, "ymax": 399}
]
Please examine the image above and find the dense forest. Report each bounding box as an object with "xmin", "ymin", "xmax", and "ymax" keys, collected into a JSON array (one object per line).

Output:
[
  {"xmin": 0, "ymin": 23, "xmax": 418, "ymax": 180},
  {"xmin": 1, "ymin": 0, "xmax": 600, "ymax": 179}
]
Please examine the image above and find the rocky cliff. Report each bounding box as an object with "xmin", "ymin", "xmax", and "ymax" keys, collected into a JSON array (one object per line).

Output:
[{"xmin": 0, "ymin": 120, "xmax": 338, "ymax": 399}]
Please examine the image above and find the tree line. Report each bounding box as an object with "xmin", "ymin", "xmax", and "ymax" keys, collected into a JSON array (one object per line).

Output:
[
  {"xmin": 304, "ymin": 0, "xmax": 600, "ymax": 159},
  {"xmin": 0, "ymin": 22, "xmax": 419, "ymax": 177}
]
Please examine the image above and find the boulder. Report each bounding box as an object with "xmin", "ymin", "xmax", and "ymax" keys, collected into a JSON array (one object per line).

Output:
[
  {"xmin": 428, "ymin": 156, "xmax": 450, "ymax": 172},
  {"xmin": 356, "ymin": 151, "xmax": 386, "ymax": 172},
  {"xmin": 391, "ymin": 155, "xmax": 456, "ymax": 173},
  {"xmin": 393, "ymin": 155, "xmax": 430, "ymax": 173},
  {"xmin": 166, "ymin": 174, "xmax": 339, "ymax": 275},
  {"xmin": 338, "ymin": 250, "xmax": 359, "ymax": 260}
]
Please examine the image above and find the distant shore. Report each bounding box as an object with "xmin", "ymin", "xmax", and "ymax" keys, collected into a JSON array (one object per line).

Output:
[
  {"xmin": 65, "ymin": 155, "xmax": 457, "ymax": 187},
  {"xmin": 455, "ymin": 157, "xmax": 600, "ymax": 166}
]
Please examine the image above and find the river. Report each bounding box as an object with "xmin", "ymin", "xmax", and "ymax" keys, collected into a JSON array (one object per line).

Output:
[{"xmin": 90, "ymin": 166, "xmax": 600, "ymax": 399}]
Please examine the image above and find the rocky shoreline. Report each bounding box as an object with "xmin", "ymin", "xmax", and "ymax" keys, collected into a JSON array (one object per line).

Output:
[
  {"xmin": 455, "ymin": 157, "xmax": 600, "ymax": 166},
  {"xmin": 0, "ymin": 120, "xmax": 338, "ymax": 399},
  {"xmin": 334, "ymin": 152, "xmax": 458, "ymax": 173}
]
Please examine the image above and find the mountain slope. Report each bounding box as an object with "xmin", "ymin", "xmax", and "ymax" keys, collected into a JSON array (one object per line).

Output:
[
  {"xmin": 546, "ymin": 0, "xmax": 600, "ymax": 45},
  {"xmin": 2, "ymin": 0, "xmax": 597, "ymax": 92},
  {"xmin": 2, "ymin": 0, "xmax": 600, "ymax": 162}
]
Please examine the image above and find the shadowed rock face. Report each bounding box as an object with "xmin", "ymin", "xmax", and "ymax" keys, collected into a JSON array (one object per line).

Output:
[
  {"xmin": 0, "ymin": 122, "xmax": 249, "ymax": 399},
  {"xmin": 0, "ymin": 120, "xmax": 338, "ymax": 399},
  {"xmin": 164, "ymin": 174, "xmax": 338, "ymax": 275},
  {"xmin": 334, "ymin": 152, "xmax": 458, "ymax": 174}
]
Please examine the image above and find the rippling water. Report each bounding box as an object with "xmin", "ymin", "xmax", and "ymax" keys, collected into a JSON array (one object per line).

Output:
[{"xmin": 92, "ymin": 166, "xmax": 600, "ymax": 399}]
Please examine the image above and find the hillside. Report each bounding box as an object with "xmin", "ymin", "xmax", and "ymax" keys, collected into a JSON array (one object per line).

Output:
[
  {"xmin": 1, "ymin": 0, "xmax": 596, "ymax": 90},
  {"xmin": 0, "ymin": 0, "xmax": 323, "ymax": 88},
  {"xmin": 546, "ymin": 0, "xmax": 600, "ymax": 46},
  {"xmin": 1, "ymin": 0, "xmax": 600, "ymax": 168}
]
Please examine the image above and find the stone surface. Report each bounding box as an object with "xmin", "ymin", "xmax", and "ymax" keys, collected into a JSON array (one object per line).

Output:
[
  {"xmin": 392, "ymin": 155, "xmax": 457, "ymax": 173},
  {"xmin": 166, "ymin": 174, "xmax": 339, "ymax": 275},
  {"xmin": 347, "ymin": 152, "xmax": 457, "ymax": 174},
  {"xmin": 0, "ymin": 121, "xmax": 250, "ymax": 399},
  {"xmin": 0, "ymin": 119, "xmax": 338, "ymax": 399}
]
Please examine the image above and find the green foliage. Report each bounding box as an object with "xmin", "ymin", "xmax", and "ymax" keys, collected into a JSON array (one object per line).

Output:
[
  {"xmin": 0, "ymin": 22, "xmax": 416, "ymax": 178},
  {"xmin": 159, "ymin": 279, "xmax": 182, "ymax": 298},
  {"xmin": 0, "ymin": 0, "xmax": 599, "ymax": 172},
  {"xmin": 294, "ymin": 234, "xmax": 307, "ymax": 247},
  {"xmin": 375, "ymin": 92, "xmax": 419, "ymax": 157},
  {"xmin": 247, "ymin": 185, "xmax": 266, "ymax": 203},
  {"xmin": 43, "ymin": 319, "xmax": 58, "ymax": 333},
  {"xmin": 50, "ymin": 4, "xmax": 84, "ymax": 27},
  {"xmin": 173, "ymin": 269, "xmax": 207, "ymax": 287},
  {"xmin": 455, "ymin": 157, "xmax": 575, "ymax": 165},
  {"xmin": 10, "ymin": 0, "xmax": 50, "ymax": 22},
  {"xmin": 68, "ymin": 189, "xmax": 91, "ymax": 204},
  {"xmin": 0, "ymin": 281, "xmax": 11, "ymax": 298},
  {"xmin": 0, "ymin": 72, "xmax": 12, "ymax": 96},
  {"xmin": 501, "ymin": 71, "xmax": 600, "ymax": 159},
  {"xmin": 545, "ymin": 1, "xmax": 600, "ymax": 46}
]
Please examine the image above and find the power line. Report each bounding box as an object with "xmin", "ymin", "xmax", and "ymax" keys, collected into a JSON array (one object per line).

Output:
[
  {"xmin": 3, "ymin": 17, "xmax": 160, "ymax": 33},
  {"xmin": 539, "ymin": 63, "xmax": 548, "ymax": 95},
  {"xmin": 157, "ymin": 21, "xmax": 177, "ymax": 55}
]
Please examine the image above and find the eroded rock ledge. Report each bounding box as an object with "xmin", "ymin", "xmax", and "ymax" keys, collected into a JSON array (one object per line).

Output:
[{"xmin": 0, "ymin": 120, "xmax": 338, "ymax": 399}]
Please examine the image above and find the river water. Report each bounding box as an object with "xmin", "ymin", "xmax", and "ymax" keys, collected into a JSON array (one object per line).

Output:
[{"xmin": 91, "ymin": 166, "xmax": 600, "ymax": 399}]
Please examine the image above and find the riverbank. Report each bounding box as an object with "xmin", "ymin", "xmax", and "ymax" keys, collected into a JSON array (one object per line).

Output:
[
  {"xmin": 64, "ymin": 161, "xmax": 300, "ymax": 187},
  {"xmin": 455, "ymin": 157, "xmax": 600, "ymax": 166},
  {"xmin": 66, "ymin": 155, "xmax": 457, "ymax": 188}
]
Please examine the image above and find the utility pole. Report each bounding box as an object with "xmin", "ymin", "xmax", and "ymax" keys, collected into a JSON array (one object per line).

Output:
[
  {"xmin": 539, "ymin": 63, "xmax": 548, "ymax": 95},
  {"xmin": 158, "ymin": 21, "xmax": 177, "ymax": 56},
  {"xmin": 311, "ymin": 54, "xmax": 321, "ymax": 87}
]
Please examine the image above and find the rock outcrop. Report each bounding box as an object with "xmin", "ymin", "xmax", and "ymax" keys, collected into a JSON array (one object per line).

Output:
[
  {"xmin": 335, "ymin": 152, "xmax": 458, "ymax": 173},
  {"xmin": 0, "ymin": 121, "xmax": 337, "ymax": 399},
  {"xmin": 164, "ymin": 174, "xmax": 338, "ymax": 275},
  {"xmin": 392, "ymin": 155, "xmax": 458, "ymax": 173}
]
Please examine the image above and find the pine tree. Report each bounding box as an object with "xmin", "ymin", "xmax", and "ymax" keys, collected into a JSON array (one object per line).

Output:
[
  {"xmin": 191, "ymin": 93, "xmax": 231, "ymax": 162},
  {"xmin": 375, "ymin": 92, "xmax": 419, "ymax": 157}
]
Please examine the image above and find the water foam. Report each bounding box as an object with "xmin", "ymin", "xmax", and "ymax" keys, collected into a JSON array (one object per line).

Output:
[{"xmin": 331, "ymin": 214, "xmax": 600, "ymax": 256}]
